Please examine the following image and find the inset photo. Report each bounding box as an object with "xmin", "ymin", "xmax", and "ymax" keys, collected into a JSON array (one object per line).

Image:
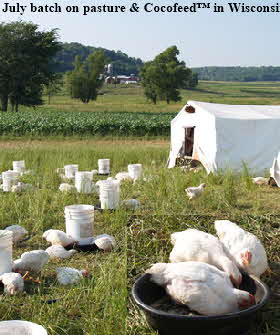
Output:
[{"xmin": 128, "ymin": 215, "xmax": 280, "ymax": 335}]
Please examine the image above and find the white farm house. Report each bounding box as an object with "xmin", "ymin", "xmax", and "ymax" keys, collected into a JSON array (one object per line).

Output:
[{"xmin": 168, "ymin": 101, "xmax": 280, "ymax": 174}]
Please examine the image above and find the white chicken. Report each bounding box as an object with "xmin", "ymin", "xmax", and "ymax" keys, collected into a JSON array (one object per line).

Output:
[
  {"xmin": 11, "ymin": 182, "xmax": 32, "ymax": 193},
  {"xmin": 91, "ymin": 169, "xmax": 99, "ymax": 175},
  {"xmin": 59, "ymin": 183, "xmax": 76, "ymax": 192},
  {"xmin": 122, "ymin": 199, "xmax": 140, "ymax": 210},
  {"xmin": 0, "ymin": 272, "xmax": 24, "ymax": 295},
  {"xmin": 56, "ymin": 267, "xmax": 88, "ymax": 285},
  {"xmin": 215, "ymin": 220, "xmax": 269, "ymax": 277},
  {"xmin": 115, "ymin": 172, "xmax": 132, "ymax": 182},
  {"xmin": 4, "ymin": 225, "xmax": 28, "ymax": 243},
  {"xmin": 13, "ymin": 250, "xmax": 49, "ymax": 273},
  {"xmin": 169, "ymin": 229, "xmax": 241, "ymax": 286},
  {"xmin": 185, "ymin": 183, "xmax": 206, "ymax": 199},
  {"xmin": 94, "ymin": 234, "xmax": 116, "ymax": 251},
  {"xmin": 11, "ymin": 184, "xmax": 23, "ymax": 193},
  {"xmin": 0, "ymin": 321, "xmax": 47, "ymax": 334},
  {"xmin": 252, "ymin": 177, "xmax": 269, "ymax": 185},
  {"xmin": 146, "ymin": 262, "xmax": 255, "ymax": 316},
  {"xmin": 42, "ymin": 229, "xmax": 76, "ymax": 247},
  {"xmin": 21, "ymin": 170, "xmax": 34, "ymax": 176},
  {"xmin": 45, "ymin": 245, "xmax": 77, "ymax": 259}
]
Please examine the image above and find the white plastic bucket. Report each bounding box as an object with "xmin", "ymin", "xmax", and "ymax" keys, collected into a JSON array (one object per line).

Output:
[
  {"xmin": 64, "ymin": 164, "xmax": 79, "ymax": 179},
  {"xmin": 2, "ymin": 171, "xmax": 20, "ymax": 192},
  {"xmin": 0, "ymin": 230, "xmax": 13, "ymax": 275},
  {"xmin": 112, "ymin": 180, "xmax": 120, "ymax": 208},
  {"xmin": 75, "ymin": 171, "xmax": 93, "ymax": 194},
  {"xmin": 12, "ymin": 161, "xmax": 25, "ymax": 173},
  {"xmin": 65, "ymin": 219, "xmax": 94, "ymax": 243},
  {"xmin": 99, "ymin": 180, "xmax": 119, "ymax": 209},
  {"xmin": 65, "ymin": 204, "xmax": 94, "ymax": 243},
  {"xmin": 0, "ymin": 320, "xmax": 48, "ymax": 335},
  {"xmin": 128, "ymin": 164, "xmax": 143, "ymax": 180},
  {"xmin": 98, "ymin": 159, "xmax": 110, "ymax": 174}
]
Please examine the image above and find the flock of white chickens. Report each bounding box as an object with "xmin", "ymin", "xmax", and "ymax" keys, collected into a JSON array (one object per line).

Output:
[
  {"xmin": 0, "ymin": 225, "xmax": 116, "ymax": 295},
  {"xmin": 147, "ymin": 220, "xmax": 269, "ymax": 316},
  {"xmin": 0, "ymin": 158, "xmax": 274, "ymax": 334}
]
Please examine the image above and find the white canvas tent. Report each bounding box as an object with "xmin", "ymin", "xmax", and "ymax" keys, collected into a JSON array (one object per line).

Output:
[
  {"xmin": 168, "ymin": 101, "xmax": 280, "ymax": 174},
  {"xmin": 270, "ymin": 152, "xmax": 280, "ymax": 187}
]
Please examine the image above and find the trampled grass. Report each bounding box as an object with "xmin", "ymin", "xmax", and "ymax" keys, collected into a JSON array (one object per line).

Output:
[{"xmin": 0, "ymin": 140, "xmax": 279, "ymax": 334}]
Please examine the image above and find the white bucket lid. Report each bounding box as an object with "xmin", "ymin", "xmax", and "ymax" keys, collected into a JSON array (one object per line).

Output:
[
  {"xmin": 0, "ymin": 320, "xmax": 48, "ymax": 335},
  {"xmin": 65, "ymin": 204, "xmax": 95, "ymax": 213}
]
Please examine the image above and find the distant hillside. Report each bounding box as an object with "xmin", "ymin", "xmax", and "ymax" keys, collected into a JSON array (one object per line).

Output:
[
  {"xmin": 53, "ymin": 42, "xmax": 143, "ymax": 75},
  {"xmin": 192, "ymin": 66, "xmax": 280, "ymax": 82}
]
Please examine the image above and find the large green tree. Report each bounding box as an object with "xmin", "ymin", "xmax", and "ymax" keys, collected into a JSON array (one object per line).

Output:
[
  {"xmin": 0, "ymin": 21, "xmax": 61, "ymax": 111},
  {"xmin": 68, "ymin": 50, "xmax": 106, "ymax": 103},
  {"xmin": 141, "ymin": 46, "xmax": 194, "ymax": 104},
  {"xmin": 44, "ymin": 74, "xmax": 63, "ymax": 104}
]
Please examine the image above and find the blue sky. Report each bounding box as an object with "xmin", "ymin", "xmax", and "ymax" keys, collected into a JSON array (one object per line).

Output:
[{"xmin": 1, "ymin": 0, "xmax": 279, "ymax": 67}]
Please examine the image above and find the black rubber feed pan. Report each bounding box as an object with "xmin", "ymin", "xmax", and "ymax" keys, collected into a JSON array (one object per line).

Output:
[
  {"xmin": 65, "ymin": 241, "xmax": 99, "ymax": 252},
  {"xmin": 132, "ymin": 273, "xmax": 270, "ymax": 335}
]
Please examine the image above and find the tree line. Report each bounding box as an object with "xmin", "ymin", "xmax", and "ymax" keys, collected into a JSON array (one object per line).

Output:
[
  {"xmin": 53, "ymin": 42, "xmax": 143, "ymax": 76},
  {"xmin": 193, "ymin": 66, "xmax": 280, "ymax": 82},
  {"xmin": 0, "ymin": 21, "xmax": 198, "ymax": 111}
]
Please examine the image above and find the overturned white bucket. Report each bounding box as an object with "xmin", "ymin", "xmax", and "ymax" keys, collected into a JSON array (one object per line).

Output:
[
  {"xmin": 64, "ymin": 164, "xmax": 79, "ymax": 179},
  {"xmin": 98, "ymin": 159, "xmax": 110, "ymax": 175},
  {"xmin": 13, "ymin": 161, "xmax": 25, "ymax": 173},
  {"xmin": 0, "ymin": 320, "xmax": 47, "ymax": 335},
  {"xmin": 2, "ymin": 171, "xmax": 20, "ymax": 192},
  {"xmin": 128, "ymin": 164, "xmax": 143, "ymax": 180},
  {"xmin": 0, "ymin": 230, "xmax": 13, "ymax": 275},
  {"xmin": 99, "ymin": 180, "xmax": 120, "ymax": 209},
  {"xmin": 75, "ymin": 171, "xmax": 94, "ymax": 194},
  {"xmin": 65, "ymin": 205, "xmax": 94, "ymax": 244}
]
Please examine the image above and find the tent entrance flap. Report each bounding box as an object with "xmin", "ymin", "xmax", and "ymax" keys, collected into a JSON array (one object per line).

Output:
[{"xmin": 184, "ymin": 127, "xmax": 195, "ymax": 156}]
